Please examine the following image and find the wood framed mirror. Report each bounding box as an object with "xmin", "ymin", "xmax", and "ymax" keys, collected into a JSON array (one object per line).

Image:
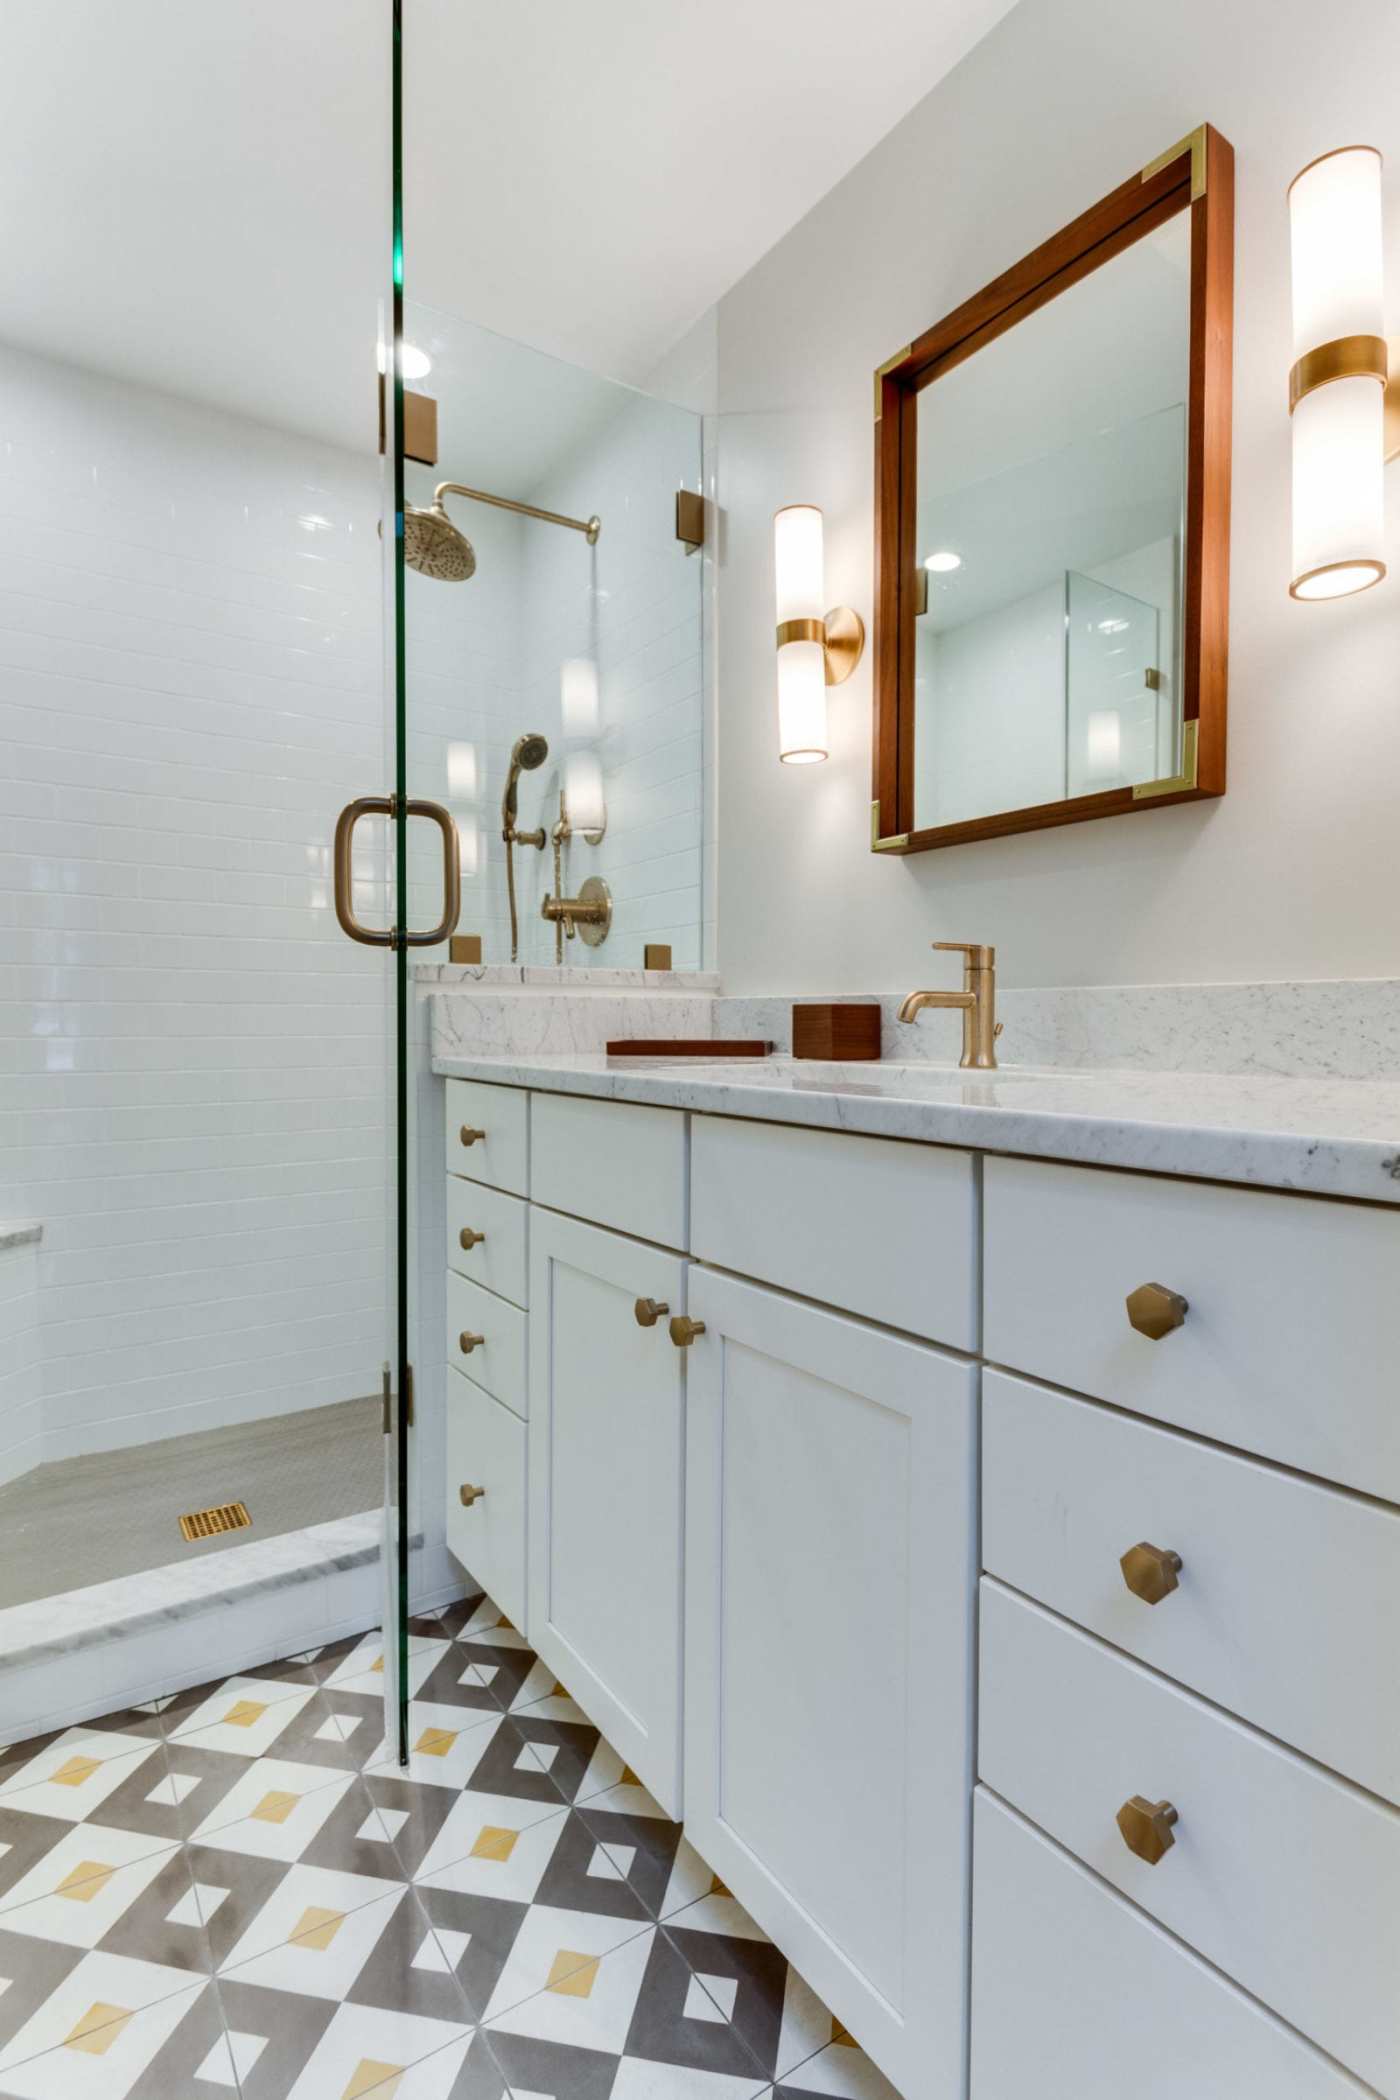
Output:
[{"xmin": 872, "ymin": 124, "xmax": 1234, "ymax": 854}]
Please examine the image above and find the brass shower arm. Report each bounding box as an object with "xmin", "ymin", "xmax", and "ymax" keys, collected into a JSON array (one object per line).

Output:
[{"xmin": 434, "ymin": 481, "xmax": 601, "ymax": 544}]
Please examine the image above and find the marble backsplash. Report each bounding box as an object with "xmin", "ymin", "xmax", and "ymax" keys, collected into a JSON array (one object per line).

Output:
[{"xmin": 425, "ymin": 969, "xmax": 1400, "ymax": 1082}]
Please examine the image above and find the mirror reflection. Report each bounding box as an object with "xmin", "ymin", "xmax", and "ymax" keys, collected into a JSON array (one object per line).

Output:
[{"xmin": 913, "ymin": 213, "xmax": 1190, "ymax": 829}]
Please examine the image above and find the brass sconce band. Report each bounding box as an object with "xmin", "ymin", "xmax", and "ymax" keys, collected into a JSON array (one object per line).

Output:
[
  {"xmin": 1289, "ymin": 333, "xmax": 1389, "ymax": 413},
  {"xmin": 775, "ymin": 617, "xmax": 826, "ymax": 649}
]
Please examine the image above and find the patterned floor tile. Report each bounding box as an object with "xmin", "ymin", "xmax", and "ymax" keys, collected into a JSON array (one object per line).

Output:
[
  {"xmin": 0, "ymin": 1957, "xmax": 212, "ymax": 2093},
  {"xmin": 0, "ymin": 1607, "xmax": 902, "ymax": 2100}
]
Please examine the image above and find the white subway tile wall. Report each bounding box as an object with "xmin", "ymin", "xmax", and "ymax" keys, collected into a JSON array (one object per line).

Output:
[
  {"xmin": 0, "ymin": 1241, "xmax": 41, "ymax": 1487},
  {"xmin": 0, "ymin": 344, "xmax": 393, "ymax": 1465}
]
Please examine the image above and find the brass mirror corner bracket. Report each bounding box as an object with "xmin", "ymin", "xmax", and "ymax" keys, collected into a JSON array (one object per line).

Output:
[
  {"xmin": 775, "ymin": 608, "xmax": 866, "ymax": 687},
  {"xmin": 870, "ymin": 801, "xmax": 911, "ymax": 855},
  {"xmin": 1132, "ymin": 719, "xmax": 1200, "ymax": 802},
  {"xmin": 1140, "ymin": 121, "xmax": 1209, "ymax": 200}
]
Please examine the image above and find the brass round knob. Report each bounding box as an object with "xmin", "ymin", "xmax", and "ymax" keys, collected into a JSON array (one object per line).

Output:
[
  {"xmin": 1116, "ymin": 1795, "xmax": 1179, "ymax": 1865},
  {"xmin": 459, "ymin": 1482, "xmax": 487, "ymax": 1507},
  {"xmin": 459, "ymin": 1227, "xmax": 486, "ymax": 1250},
  {"xmin": 634, "ymin": 1297, "xmax": 670, "ymax": 1328},
  {"xmin": 459, "ymin": 1330, "xmax": 485, "ymax": 1355},
  {"xmin": 459, "ymin": 1125, "xmax": 487, "ymax": 1147},
  {"xmin": 1126, "ymin": 1281, "xmax": 1189, "ymax": 1340},
  {"xmin": 1121, "ymin": 1541, "xmax": 1183, "ymax": 1604},
  {"xmin": 668, "ymin": 1315, "xmax": 706, "ymax": 1348}
]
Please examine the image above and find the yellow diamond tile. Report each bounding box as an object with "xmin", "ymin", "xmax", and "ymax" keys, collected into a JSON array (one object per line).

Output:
[
  {"xmin": 619, "ymin": 1766, "xmax": 643, "ymax": 1787},
  {"xmin": 832, "ymin": 2018, "xmax": 858, "ymax": 2047},
  {"xmin": 55, "ymin": 1861, "xmax": 115, "ymax": 1904},
  {"xmin": 52, "ymin": 1756, "xmax": 102, "ymax": 1788},
  {"xmin": 291, "ymin": 1905, "xmax": 345, "ymax": 1951},
  {"xmin": 709, "ymin": 1873, "xmax": 732, "ymax": 1898},
  {"xmin": 470, "ymin": 1824, "xmax": 519, "ymax": 1862},
  {"xmin": 250, "ymin": 1789, "xmax": 300, "ymax": 1825},
  {"xmin": 343, "ymin": 2063, "xmax": 404, "ymax": 2100},
  {"xmin": 546, "ymin": 1948, "xmax": 600, "ymax": 1998},
  {"xmin": 64, "ymin": 2003, "xmax": 132, "ymax": 2056},
  {"xmin": 371, "ymin": 1657, "xmax": 385, "ymax": 1674},
  {"xmin": 414, "ymin": 1727, "xmax": 458, "ymax": 1758},
  {"xmin": 222, "ymin": 1700, "xmax": 269, "ymax": 1729}
]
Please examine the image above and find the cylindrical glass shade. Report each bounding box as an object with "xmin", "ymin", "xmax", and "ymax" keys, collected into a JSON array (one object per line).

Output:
[
  {"xmin": 1289, "ymin": 146, "xmax": 1384, "ymax": 356},
  {"xmin": 564, "ymin": 749, "xmax": 606, "ymax": 834},
  {"xmin": 777, "ymin": 640, "xmax": 827, "ymax": 763},
  {"xmin": 560, "ymin": 657, "xmax": 599, "ymax": 737},
  {"xmin": 1290, "ymin": 375, "xmax": 1386, "ymax": 598},
  {"xmin": 773, "ymin": 505, "xmax": 824, "ymax": 624},
  {"xmin": 1288, "ymin": 145, "xmax": 1386, "ymax": 600}
]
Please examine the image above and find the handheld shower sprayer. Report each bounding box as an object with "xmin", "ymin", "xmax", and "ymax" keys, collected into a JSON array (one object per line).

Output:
[{"xmin": 502, "ymin": 732, "xmax": 549, "ymax": 962}]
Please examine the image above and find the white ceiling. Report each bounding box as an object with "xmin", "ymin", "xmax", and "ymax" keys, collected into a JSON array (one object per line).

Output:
[{"xmin": 0, "ymin": 0, "xmax": 1016, "ymax": 455}]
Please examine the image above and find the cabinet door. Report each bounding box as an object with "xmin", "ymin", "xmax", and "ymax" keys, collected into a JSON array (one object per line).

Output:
[
  {"xmin": 528, "ymin": 1208, "xmax": 686, "ymax": 1815},
  {"xmin": 445, "ymin": 1366, "xmax": 527, "ymax": 1634},
  {"xmin": 684, "ymin": 1268, "xmax": 977, "ymax": 2100}
]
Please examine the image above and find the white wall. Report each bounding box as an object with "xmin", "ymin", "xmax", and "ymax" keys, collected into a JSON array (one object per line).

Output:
[
  {"xmin": 713, "ymin": 0, "xmax": 1400, "ymax": 995},
  {"xmin": 0, "ymin": 345, "xmax": 392, "ymax": 1461},
  {"xmin": 0, "ymin": 1242, "xmax": 40, "ymax": 1488}
]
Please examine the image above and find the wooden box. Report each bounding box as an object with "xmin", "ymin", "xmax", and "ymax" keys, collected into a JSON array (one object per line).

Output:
[{"xmin": 791, "ymin": 1003, "xmax": 881, "ymax": 1061}]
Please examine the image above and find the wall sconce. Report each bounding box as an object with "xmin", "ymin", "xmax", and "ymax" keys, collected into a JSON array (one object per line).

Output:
[
  {"xmin": 563, "ymin": 750, "xmax": 607, "ymax": 844},
  {"xmin": 773, "ymin": 505, "xmax": 865, "ymax": 762},
  {"xmin": 1288, "ymin": 145, "xmax": 1400, "ymax": 600}
]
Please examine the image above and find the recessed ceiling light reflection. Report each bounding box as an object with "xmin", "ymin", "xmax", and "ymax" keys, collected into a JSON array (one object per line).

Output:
[
  {"xmin": 924, "ymin": 550, "xmax": 962, "ymax": 573},
  {"xmin": 376, "ymin": 341, "xmax": 433, "ymax": 381}
]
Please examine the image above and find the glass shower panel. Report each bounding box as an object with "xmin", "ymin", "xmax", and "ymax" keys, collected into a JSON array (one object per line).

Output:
[
  {"xmin": 1065, "ymin": 570, "xmax": 1169, "ymax": 797},
  {"xmin": 399, "ymin": 300, "xmax": 706, "ymax": 973}
]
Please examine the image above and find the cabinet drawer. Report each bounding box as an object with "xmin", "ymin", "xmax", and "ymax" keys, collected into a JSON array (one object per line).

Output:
[
  {"xmin": 445, "ymin": 1366, "xmax": 526, "ymax": 1633},
  {"xmin": 691, "ymin": 1115, "xmax": 977, "ymax": 1350},
  {"xmin": 984, "ymin": 1371, "xmax": 1400, "ymax": 1804},
  {"xmin": 446, "ymin": 1269, "xmax": 527, "ymax": 1420},
  {"xmin": 445, "ymin": 1078, "xmax": 529, "ymax": 1196},
  {"xmin": 983, "ymin": 1155, "xmax": 1400, "ymax": 1499},
  {"xmin": 971, "ymin": 1791, "xmax": 1364, "ymax": 2100},
  {"xmin": 979, "ymin": 1581, "xmax": 1400, "ymax": 2095},
  {"xmin": 530, "ymin": 1091, "xmax": 687, "ymax": 1249},
  {"xmin": 446, "ymin": 1179, "xmax": 528, "ymax": 1309}
]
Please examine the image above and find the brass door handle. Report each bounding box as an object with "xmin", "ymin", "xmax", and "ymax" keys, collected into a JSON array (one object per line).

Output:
[
  {"xmin": 669, "ymin": 1315, "xmax": 706, "ymax": 1347},
  {"xmin": 1116, "ymin": 1795, "xmax": 1179, "ymax": 1865},
  {"xmin": 634, "ymin": 1297, "xmax": 670, "ymax": 1328},
  {"xmin": 459, "ymin": 1483, "xmax": 487, "ymax": 1507},
  {"xmin": 459, "ymin": 1126, "xmax": 487, "ymax": 1147},
  {"xmin": 333, "ymin": 795, "xmax": 461, "ymax": 948},
  {"xmin": 1121, "ymin": 1541, "xmax": 1183, "ymax": 1604},
  {"xmin": 459, "ymin": 1331, "xmax": 485, "ymax": 1355},
  {"xmin": 1126, "ymin": 1281, "xmax": 1189, "ymax": 1340},
  {"xmin": 459, "ymin": 1227, "xmax": 486, "ymax": 1250}
]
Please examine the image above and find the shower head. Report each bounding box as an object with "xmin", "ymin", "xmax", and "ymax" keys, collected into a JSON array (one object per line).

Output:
[
  {"xmin": 404, "ymin": 500, "xmax": 476, "ymax": 581},
  {"xmin": 502, "ymin": 731, "xmax": 549, "ymax": 830}
]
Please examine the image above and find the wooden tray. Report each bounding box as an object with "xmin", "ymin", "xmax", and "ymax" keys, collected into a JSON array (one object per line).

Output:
[{"xmin": 605, "ymin": 1039, "xmax": 771, "ymax": 1057}]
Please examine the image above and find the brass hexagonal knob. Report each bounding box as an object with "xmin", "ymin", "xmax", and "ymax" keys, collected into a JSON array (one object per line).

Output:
[
  {"xmin": 458, "ymin": 1482, "xmax": 486, "ymax": 1507},
  {"xmin": 1116, "ymin": 1795, "xmax": 1179, "ymax": 1865},
  {"xmin": 1126, "ymin": 1281, "xmax": 1189, "ymax": 1341},
  {"xmin": 1120, "ymin": 1541, "xmax": 1183, "ymax": 1605},
  {"xmin": 634, "ymin": 1297, "xmax": 670, "ymax": 1328}
]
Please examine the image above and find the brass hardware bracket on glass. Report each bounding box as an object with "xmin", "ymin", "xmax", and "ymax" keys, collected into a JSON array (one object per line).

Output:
[{"xmin": 332, "ymin": 794, "xmax": 461, "ymax": 948}]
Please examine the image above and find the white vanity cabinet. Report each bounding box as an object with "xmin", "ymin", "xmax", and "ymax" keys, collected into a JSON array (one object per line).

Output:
[
  {"xmin": 527, "ymin": 1208, "xmax": 687, "ymax": 1816},
  {"xmin": 684, "ymin": 1266, "xmax": 977, "ymax": 2100},
  {"xmin": 440, "ymin": 1075, "xmax": 1399, "ymax": 2100}
]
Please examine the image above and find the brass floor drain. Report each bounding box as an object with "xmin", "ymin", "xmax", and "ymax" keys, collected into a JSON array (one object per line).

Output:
[{"xmin": 178, "ymin": 1501, "xmax": 251, "ymax": 1543}]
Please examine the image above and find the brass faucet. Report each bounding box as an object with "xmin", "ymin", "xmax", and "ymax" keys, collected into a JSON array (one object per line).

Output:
[
  {"xmin": 541, "ymin": 790, "xmax": 612, "ymax": 958},
  {"xmin": 897, "ymin": 942, "xmax": 1000, "ymax": 1069}
]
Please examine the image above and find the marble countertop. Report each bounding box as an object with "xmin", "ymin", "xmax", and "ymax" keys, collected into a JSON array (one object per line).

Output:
[{"xmin": 431, "ymin": 1050, "xmax": 1400, "ymax": 1204}]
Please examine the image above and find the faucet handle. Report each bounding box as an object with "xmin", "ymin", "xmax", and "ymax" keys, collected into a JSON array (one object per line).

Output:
[{"xmin": 932, "ymin": 941, "xmax": 995, "ymax": 967}]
